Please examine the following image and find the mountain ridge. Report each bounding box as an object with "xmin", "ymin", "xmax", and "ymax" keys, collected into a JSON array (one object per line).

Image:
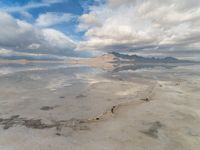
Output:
[{"xmin": 110, "ymin": 52, "xmax": 196, "ymax": 63}]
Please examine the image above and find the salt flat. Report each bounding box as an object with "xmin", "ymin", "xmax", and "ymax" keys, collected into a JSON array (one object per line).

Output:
[{"xmin": 0, "ymin": 63, "xmax": 199, "ymax": 150}]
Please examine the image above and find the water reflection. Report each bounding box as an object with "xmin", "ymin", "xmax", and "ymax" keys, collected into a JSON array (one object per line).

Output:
[{"xmin": 112, "ymin": 63, "xmax": 177, "ymax": 72}]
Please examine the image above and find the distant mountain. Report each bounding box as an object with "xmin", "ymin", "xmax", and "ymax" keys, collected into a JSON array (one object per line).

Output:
[
  {"xmin": 68, "ymin": 52, "xmax": 198, "ymax": 71},
  {"xmin": 110, "ymin": 52, "xmax": 195, "ymax": 63}
]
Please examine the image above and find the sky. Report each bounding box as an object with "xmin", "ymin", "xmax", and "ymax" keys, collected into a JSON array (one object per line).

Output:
[{"xmin": 0, "ymin": 0, "xmax": 200, "ymax": 60}]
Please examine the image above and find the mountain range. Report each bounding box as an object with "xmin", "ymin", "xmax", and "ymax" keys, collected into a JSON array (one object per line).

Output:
[{"xmin": 110, "ymin": 52, "xmax": 195, "ymax": 63}]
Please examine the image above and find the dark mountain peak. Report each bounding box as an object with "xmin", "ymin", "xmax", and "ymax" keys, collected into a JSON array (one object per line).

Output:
[
  {"xmin": 109, "ymin": 52, "xmax": 194, "ymax": 63},
  {"xmin": 110, "ymin": 52, "xmax": 139, "ymax": 59}
]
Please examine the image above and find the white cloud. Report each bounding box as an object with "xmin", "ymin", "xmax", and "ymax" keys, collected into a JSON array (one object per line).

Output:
[
  {"xmin": 27, "ymin": 43, "xmax": 41, "ymax": 50},
  {"xmin": 0, "ymin": 12, "xmax": 36, "ymax": 48},
  {"xmin": 19, "ymin": 11, "xmax": 33, "ymax": 19},
  {"xmin": 77, "ymin": 0, "xmax": 200, "ymax": 53},
  {"xmin": 0, "ymin": 12, "xmax": 75, "ymax": 55},
  {"xmin": 41, "ymin": 28, "xmax": 76, "ymax": 49},
  {"xmin": 107, "ymin": 0, "xmax": 135, "ymax": 7},
  {"xmin": 0, "ymin": 0, "xmax": 63, "ymax": 13},
  {"xmin": 36, "ymin": 12, "xmax": 74, "ymax": 27},
  {"xmin": 77, "ymin": 13, "xmax": 101, "ymax": 31}
]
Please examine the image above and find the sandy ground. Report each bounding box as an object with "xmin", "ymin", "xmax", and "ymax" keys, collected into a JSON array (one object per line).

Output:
[{"xmin": 0, "ymin": 64, "xmax": 200, "ymax": 150}]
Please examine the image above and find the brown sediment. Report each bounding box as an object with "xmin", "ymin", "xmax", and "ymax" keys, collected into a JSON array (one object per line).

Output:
[
  {"xmin": 40, "ymin": 105, "xmax": 59, "ymax": 111},
  {"xmin": 0, "ymin": 115, "xmax": 54, "ymax": 130},
  {"xmin": 0, "ymin": 115, "xmax": 89, "ymax": 131},
  {"xmin": 140, "ymin": 98, "xmax": 150, "ymax": 102},
  {"xmin": 40, "ymin": 106, "xmax": 54, "ymax": 111},
  {"xmin": 76, "ymin": 94, "xmax": 87, "ymax": 99},
  {"xmin": 140, "ymin": 121, "xmax": 163, "ymax": 138}
]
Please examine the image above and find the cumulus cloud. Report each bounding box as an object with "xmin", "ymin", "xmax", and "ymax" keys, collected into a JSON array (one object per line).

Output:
[
  {"xmin": 77, "ymin": 0, "xmax": 200, "ymax": 53},
  {"xmin": 41, "ymin": 28, "xmax": 75, "ymax": 50},
  {"xmin": 0, "ymin": 12, "xmax": 76, "ymax": 56},
  {"xmin": 36, "ymin": 12, "xmax": 74, "ymax": 27},
  {"xmin": 77, "ymin": 13, "xmax": 101, "ymax": 31}
]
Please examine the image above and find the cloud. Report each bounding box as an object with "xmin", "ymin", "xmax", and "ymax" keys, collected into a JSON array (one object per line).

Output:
[
  {"xmin": 77, "ymin": 13, "xmax": 102, "ymax": 31},
  {"xmin": 0, "ymin": 12, "xmax": 37, "ymax": 49},
  {"xmin": 27, "ymin": 43, "xmax": 41, "ymax": 50},
  {"xmin": 41, "ymin": 28, "xmax": 76, "ymax": 50},
  {"xmin": 77, "ymin": 0, "xmax": 200, "ymax": 53},
  {"xmin": 35, "ymin": 12, "xmax": 74, "ymax": 27},
  {"xmin": 107, "ymin": 0, "xmax": 135, "ymax": 7},
  {"xmin": 0, "ymin": 12, "xmax": 76, "ymax": 56},
  {"xmin": 19, "ymin": 11, "xmax": 33, "ymax": 19},
  {"xmin": 0, "ymin": 0, "xmax": 63, "ymax": 13}
]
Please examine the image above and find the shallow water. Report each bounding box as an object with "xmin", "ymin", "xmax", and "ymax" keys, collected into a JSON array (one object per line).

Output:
[
  {"xmin": 0, "ymin": 62, "xmax": 200, "ymax": 150},
  {"xmin": 0, "ymin": 62, "xmax": 199, "ymax": 119}
]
